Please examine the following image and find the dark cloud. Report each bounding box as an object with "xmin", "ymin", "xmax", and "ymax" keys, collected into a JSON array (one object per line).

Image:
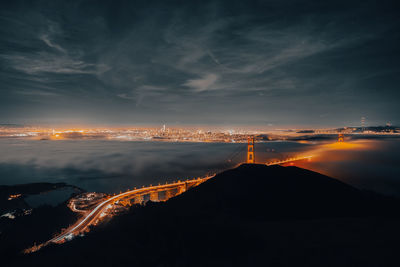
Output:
[{"xmin": 0, "ymin": 0, "xmax": 399, "ymax": 126}]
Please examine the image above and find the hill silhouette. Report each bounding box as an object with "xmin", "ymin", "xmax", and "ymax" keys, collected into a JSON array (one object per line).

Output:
[
  {"xmin": 15, "ymin": 164, "xmax": 400, "ymax": 267},
  {"xmin": 163, "ymin": 164, "xmax": 391, "ymax": 220}
]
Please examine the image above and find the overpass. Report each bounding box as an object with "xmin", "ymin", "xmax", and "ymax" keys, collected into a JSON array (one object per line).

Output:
[{"xmin": 24, "ymin": 176, "xmax": 213, "ymax": 253}]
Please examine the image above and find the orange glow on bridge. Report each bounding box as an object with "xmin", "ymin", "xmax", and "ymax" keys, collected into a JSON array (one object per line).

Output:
[{"xmin": 265, "ymin": 155, "xmax": 314, "ymax": 166}]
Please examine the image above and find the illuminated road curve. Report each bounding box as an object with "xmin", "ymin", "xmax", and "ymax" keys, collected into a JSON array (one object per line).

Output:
[{"xmin": 50, "ymin": 176, "xmax": 213, "ymax": 243}]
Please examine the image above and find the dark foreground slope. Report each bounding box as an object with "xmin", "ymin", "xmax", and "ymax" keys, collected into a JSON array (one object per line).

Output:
[{"xmin": 18, "ymin": 165, "xmax": 400, "ymax": 267}]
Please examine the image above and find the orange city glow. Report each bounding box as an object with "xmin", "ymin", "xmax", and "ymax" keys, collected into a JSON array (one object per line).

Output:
[{"xmin": 322, "ymin": 141, "xmax": 366, "ymax": 150}]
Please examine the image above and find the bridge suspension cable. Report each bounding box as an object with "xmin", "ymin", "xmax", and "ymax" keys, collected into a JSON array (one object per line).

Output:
[{"xmin": 220, "ymin": 142, "xmax": 247, "ymax": 169}]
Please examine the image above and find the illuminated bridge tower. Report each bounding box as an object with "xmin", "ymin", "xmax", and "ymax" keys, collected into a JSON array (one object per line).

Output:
[
  {"xmin": 338, "ymin": 133, "xmax": 344, "ymax": 142},
  {"xmin": 247, "ymin": 136, "xmax": 255, "ymax": 163}
]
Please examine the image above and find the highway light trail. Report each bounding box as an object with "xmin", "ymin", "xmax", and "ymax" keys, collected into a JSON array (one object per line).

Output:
[{"xmin": 24, "ymin": 176, "xmax": 213, "ymax": 253}]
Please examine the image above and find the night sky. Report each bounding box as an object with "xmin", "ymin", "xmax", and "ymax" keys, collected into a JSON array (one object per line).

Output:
[{"xmin": 1, "ymin": 0, "xmax": 399, "ymax": 127}]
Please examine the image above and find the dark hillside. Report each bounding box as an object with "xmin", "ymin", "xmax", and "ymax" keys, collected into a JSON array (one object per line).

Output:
[
  {"xmin": 165, "ymin": 164, "xmax": 390, "ymax": 220},
  {"xmin": 16, "ymin": 164, "xmax": 400, "ymax": 267}
]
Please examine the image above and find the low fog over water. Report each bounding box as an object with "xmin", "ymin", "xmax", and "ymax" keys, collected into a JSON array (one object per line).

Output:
[{"xmin": 0, "ymin": 138, "xmax": 399, "ymax": 196}]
